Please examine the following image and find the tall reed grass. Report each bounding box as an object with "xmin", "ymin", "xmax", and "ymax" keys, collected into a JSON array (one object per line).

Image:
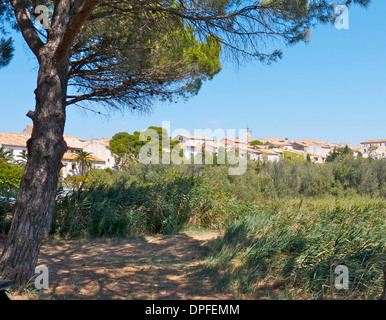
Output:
[{"xmin": 203, "ymin": 200, "xmax": 385, "ymax": 299}]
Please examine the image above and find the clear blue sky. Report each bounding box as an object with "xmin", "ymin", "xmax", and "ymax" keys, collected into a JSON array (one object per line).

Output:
[{"xmin": 0, "ymin": 2, "xmax": 385, "ymax": 145}]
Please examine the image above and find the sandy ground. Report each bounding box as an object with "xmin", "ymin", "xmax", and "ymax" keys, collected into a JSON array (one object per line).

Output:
[{"xmin": 2, "ymin": 231, "xmax": 233, "ymax": 300}]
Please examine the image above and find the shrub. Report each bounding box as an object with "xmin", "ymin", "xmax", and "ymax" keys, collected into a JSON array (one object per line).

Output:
[
  {"xmin": 0, "ymin": 162, "xmax": 23, "ymax": 192},
  {"xmin": 0, "ymin": 162, "xmax": 23, "ymax": 234},
  {"xmin": 203, "ymin": 201, "xmax": 386, "ymax": 299}
]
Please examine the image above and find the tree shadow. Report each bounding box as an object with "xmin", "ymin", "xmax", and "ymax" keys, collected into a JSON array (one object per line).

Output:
[{"xmin": 31, "ymin": 233, "xmax": 231, "ymax": 300}]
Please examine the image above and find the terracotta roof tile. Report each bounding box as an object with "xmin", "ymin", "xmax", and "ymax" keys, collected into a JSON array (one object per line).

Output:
[{"xmin": 0, "ymin": 133, "xmax": 29, "ymax": 147}]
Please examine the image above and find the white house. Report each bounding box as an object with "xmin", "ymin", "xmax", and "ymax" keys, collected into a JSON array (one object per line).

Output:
[
  {"xmin": 305, "ymin": 143, "xmax": 331, "ymax": 159},
  {"xmin": 247, "ymin": 148, "xmax": 280, "ymax": 162},
  {"xmin": 61, "ymin": 153, "xmax": 107, "ymax": 177},
  {"xmin": 175, "ymin": 134, "xmax": 216, "ymax": 160},
  {"xmin": 360, "ymin": 139, "xmax": 386, "ymax": 159},
  {"xmin": 82, "ymin": 138, "xmax": 116, "ymax": 169},
  {"xmin": 0, "ymin": 129, "xmax": 29, "ymax": 160},
  {"xmin": 0, "ymin": 126, "xmax": 117, "ymax": 177},
  {"xmin": 180, "ymin": 141, "xmax": 204, "ymax": 160}
]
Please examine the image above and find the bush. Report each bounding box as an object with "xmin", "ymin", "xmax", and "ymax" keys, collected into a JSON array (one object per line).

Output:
[
  {"xmin": 51, "ymin": 156, "xmax": 386, "ymax": 238},
  {"xmin": 203, "ymin": 201, "xmax": 386, "ymax": 299},
  {"xmin": 0, "ymin": 162, "xmax": 23, "ymax": 192},
  {"xmin": 0, "ymin": 162, "xmax": 23, "ymax": 234},
  {"xmin": 201, "ymin": 157, "xmax": 386, "ymax": 200}
]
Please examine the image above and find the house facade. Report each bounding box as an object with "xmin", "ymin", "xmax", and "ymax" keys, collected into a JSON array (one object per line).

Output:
[
  {"xmin": 82, "ymin": 138, "xmax": 116, "ymax": 170},
  {"xmin": 0, "ymin": 131, "xmax": 29, "ymax": 160},
  {"xmin": 360, "ymin": 139, "xmax": 386, "ymax": 159},
  {"xmin": 361, "ymin": 139, "xmax": 386, "ymax": 153},
  {"xmin": 0, "ymin": 126, "xmax": 116, "ymax": 177},
  {"xmin": 247, "ymin": 148, "xmax": 280, "ymax": 162}
]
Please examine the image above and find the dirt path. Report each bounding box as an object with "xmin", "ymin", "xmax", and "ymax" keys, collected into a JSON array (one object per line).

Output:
[{"xmin": 9, "ymin": 231, "xmax": 232, "ymax": 300}]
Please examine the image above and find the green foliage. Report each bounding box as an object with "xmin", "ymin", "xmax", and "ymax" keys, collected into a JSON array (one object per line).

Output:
[
  {"xmin": 202, "ymin": 157, "xmax": 386, "ymax": 200},
  {"xmin": 0, "ymin": 161, "xmax": 23, "ymax": 192},
  {"xmin": 0, "ymin": 2, "xmax": 14, "ymax": 68},
  {"xmin": 63, "ymin": 175, "xmax": 87, "ymax": 191},
  {"xmin": 283, "ymin": 151, "xmax": 307, "ymax": 163},
  {"xmin": 74, "ymin": 150, "xmax": 93, "ymax": 176},
  {"xmin": 55, "ymin": 170, "xmax": 188, "ymax": 237},
  {"xmin": 203, "ymin": 201, "xmax": 386, "ymax": 299},
  {"xmin": 0, "ymin": 147, "xmax": 14, "ymax": 163},
  {"xmin": 326, "ymin": 146, "xmax": 354, "ymax": 162},
  {"xmin": 52, "ymin": 165, "xmax": 257, "ymax": 237},
  {"xmin": 0, "ymin": 162, "xmax": 23, "ymax": 234},
  {"xmin": 109, "ymin": 127, "xmax": 180, "ymax": 168},
  {"xmin": 0, "ymin": 37, "xmax": 13, "ymax": 68},
  {"xmin": 250, "ymin": 140, "xmax": 263, "ymax": 146},
  {"xmin": 70, "ymin": 8, "xmax": 222, "ymax": 110},
  {"xmin": 51, "ymin": 156, "xmax": 386, "ymax": 239}
]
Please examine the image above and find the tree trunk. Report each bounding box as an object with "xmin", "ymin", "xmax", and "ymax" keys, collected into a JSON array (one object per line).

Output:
[{"xmin": 0, "ymin": 50, "xmax": 69, "ymax": 285}]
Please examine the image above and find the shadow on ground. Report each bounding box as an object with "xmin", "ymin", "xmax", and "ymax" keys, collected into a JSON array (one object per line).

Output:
[{"xmin": 5, "ymin": 231, "xmax": 232, "ymax": 300}]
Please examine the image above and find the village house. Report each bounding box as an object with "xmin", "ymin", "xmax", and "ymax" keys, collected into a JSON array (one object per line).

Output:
[
  {"xmin": 260, "ymin": 137, "xmax": 292, "ymax": 148},
  {"xmin": 174, "ymin": 134, "xmax": 215, "ymax": 160},
  {"xmin": 306, "ymin": 152, "xmax": 327, "ymax": 164},
  {"xmin": 360, "ymin": 139, "xmax": 386, "ymax": 159},
  {"xmin": 247, "ymin": 147, "xmax": 280, "ymax": 162},
  {"xmin": 82, "ymin": 138, "xmax": 116, "ymax": 170},
  {"xmin": 61, "ymin": 153, "xmax": 106, "ymax": 177},
  {"xmin": 0, "ymin": 131, "xmax": 29, "ymax": 160},
  {"xmin": 179, "ymin": 140, "xmax": 204, "ymax": 159},
  {"xmin": 304, "ymin": 143, "xmax": 331, "ymax": 159},
  {"xmin": 361, "ymin": 139, "xmax": 386, "ymax": 153},
  {"xmin": 219, "ymin": 131, "xmax": 251, "ymax": 151},
  {"xmin": 289, "ymin": 139, "xmax": 334, "ymax": 163},
  {"xmin": 0, "ymin": 126, "xmax": 116, "ymax": 177},
  {"xmin": 174, "ymin": 134, "xmax": 215, "ymax": 146},
  {"xmin": 220, "ymin": 137, "xmax": 247, "ymax": 150}
]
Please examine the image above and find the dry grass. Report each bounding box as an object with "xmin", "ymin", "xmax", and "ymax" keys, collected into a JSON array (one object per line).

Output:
[{"xmin": 5, "ymin": 231, "xmax": 233, "ymax": 300}]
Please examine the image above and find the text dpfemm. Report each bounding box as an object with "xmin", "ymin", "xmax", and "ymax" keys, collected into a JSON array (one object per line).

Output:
[{"xmin": 145, "ymin": 303, "xmax": 240, "ymax": 317}]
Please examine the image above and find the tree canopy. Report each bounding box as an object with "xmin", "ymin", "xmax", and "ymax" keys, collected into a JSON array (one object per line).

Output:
[
  {"xmin": 110, "ymin": 127, "xmax": 180, "ymax": 167},
  {"xmin": 326, "ymin": 145, "xmax": 354, "ymax": 162},
  {"xmin": 1, "ymin": 0, "xmax": 371, "ymax": 111},
  {"xmin": 0, "ymin": 2, "xmax": 14, "ymax": 68},
  {"xmin": 67, "ymin": 10, "xmax": 223, "ymax": 111}
]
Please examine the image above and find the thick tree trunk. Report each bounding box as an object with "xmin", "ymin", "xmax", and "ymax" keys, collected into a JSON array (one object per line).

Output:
[{"xmin": 0, "ymin": 51, "xmax": 69, "ymax": 285}]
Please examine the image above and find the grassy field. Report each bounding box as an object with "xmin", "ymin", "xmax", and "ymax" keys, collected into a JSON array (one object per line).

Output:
[{"xmin": 202, "ymin": 197, "xmax": 385, "ymax": 300}]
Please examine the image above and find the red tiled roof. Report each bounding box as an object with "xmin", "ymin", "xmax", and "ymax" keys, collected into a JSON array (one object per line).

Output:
[
  {"xmin": 0, "ymin": 132, "xmax": 29, "ymax": 147},
  {"xmin": 361, "ymin": 139, "xmax": 386, "ymax": 144}
]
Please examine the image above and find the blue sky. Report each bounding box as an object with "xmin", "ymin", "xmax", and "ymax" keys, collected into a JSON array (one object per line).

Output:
[{"xmin": 0, "ymin": 1, "xmax": 385, "ymax": 145}]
